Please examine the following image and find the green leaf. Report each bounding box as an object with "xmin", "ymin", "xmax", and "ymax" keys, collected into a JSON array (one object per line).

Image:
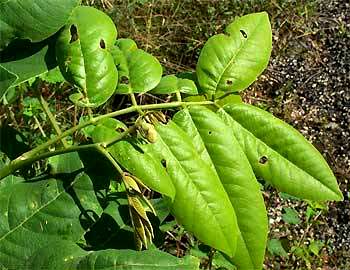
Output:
[
  {"xmin": 111, "ymin": 140, "xmax": 176, "ymax": 201},
  {"xmin": 56, "ymin": 6, "xmax": 118, "ymax": 107},
  {"xmin": 215, "ymin": 91, "xmax": 242, "ymax": 107},
  {"xmin": 48, "ymin": 152, "xmax": 84, "ymax": 175},
  {"xmin": 0, "ymin": 39, "xmax": 57, "ymax": 98},
  {"xmin": 172, "ymin": 106, "xmax": 267, "ymax": 269},
  {"xmin": 39, "ymin": 67, "xmax": 65, "ymax": 84},
  {"xmin": 84, "ymin": 199, "xmax": 135, "ymax": 250},
  {"xmin": 27, "ymin": 240, "xmax": 200, "ymax": 269},
  {"xmin": 112, "ymin": 39, "xmax": 162, "ymax": 94},
  {"xmin": 91, "ymin": 118, "xmax": 127, "ymax": 143},
  {"xmin": 142, "ymin": 117, "xmax": 240, "ymax": 257},
  {"xmin": 196, "ymin": 12, "xmax": 272, "ymax": 95},
  {"xmin": 0, "ymin": 171, "xmax": 103, "ymax": 268},
  {"xmin": 305, "ymin": 206, "xmax": 316, "ymax": 222},
  {"xmin": 151, "ymin": 75, "xmax": 198, "ymax": 95},
  {"xmin": 0, "ymin": 0, "xmax": 79, "ymax": 50},
  {"xmin": 152, "ymin": 198, "xmax": 171, "ymax": 223},
  {"xmin": 90, "ymin": 119, "xmax": 176, "ymax": 201},
  {"xmin": 308, "ymin": 240, "xmax": 323, "ymax": 256},
  {"xmin": 218, "ymin": 103, "xmax": 343, "ymax": 201},
  {"xmin": 267, "ymin": 239, "xmax": 288, "ymax": 257},
  {"xmin": 212, "ymin": 252, "xmax": 237, "ymax": 270},
  {"xmin": 282, "ymin": 208, "xmax": 301, "ymax": 225}
]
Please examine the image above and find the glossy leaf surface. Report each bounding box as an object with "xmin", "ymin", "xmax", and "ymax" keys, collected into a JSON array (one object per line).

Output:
[
  {"xmin": 141, "ymin": 119, "xmax": 240, "ymax": 257},
  {"xmin": 218, "ymin": 103, "xmax": 343, "ymax": 201},
  {"xmin": 0, "ymin": 0, "xmax": 79, "ymax": 50},
  {"xmin": 172, "ymin": 106, "xmax": 267, "ymax": 270},
  {"xmin": 112, "ymin": 39, "xmax": 162, "ymax": 94},
  {"xmin": 151, "ymin": 75, "xmax": 198, "ymax": 95},
  {"xmin": 56, "ymin": 6, "xmax": 118, "ymax": 107},
  {"xmin": 28, "ymin": 240, "xmax": 200, "ymax": 269},
  {"xmin": 196, "ymin": 12, "xmax": 272, "ymax": 95}
]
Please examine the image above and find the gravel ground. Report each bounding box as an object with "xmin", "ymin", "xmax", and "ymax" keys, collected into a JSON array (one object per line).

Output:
[{"xmin": 244, "ymin": 1, "xmax": 349, "ymax": 269}]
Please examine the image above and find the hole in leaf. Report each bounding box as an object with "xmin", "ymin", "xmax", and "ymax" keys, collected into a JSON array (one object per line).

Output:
[
  {"xmin": 240, "ymin": 29, "xmax": 248, "ymax": 38},
  {"xmin": 100, "ymin": 39, "xmax": 106, "ymax": 49},
  {"xmin": 259, "ymin": 156, "xmax": 268, "ymax": 164},
  {"xmin": 161, "ymin": 159, "xmax": 167, "ymax": 168},
  {"xmin": 116, "ymin": 127, "xmax": 126, "ymax": 133},
  {"xmin": 121, "ymin": 76, "xmax": 129, "ymax": 84},
  {"xmin": 208, "ymin": 131, "xmax": 212, "ymax": 135},
  {"xmin": 69, "ymin": 25, "xmax": 79, "ymax": 43},
  {"xmin": 226, "ymin": 80, "xmax": 233, "ymax": 85}
]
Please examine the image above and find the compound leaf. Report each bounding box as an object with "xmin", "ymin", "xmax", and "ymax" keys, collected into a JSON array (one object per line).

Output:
[
  {"xmin": 56, "ymin": 6, "xmax": 118, "ymax": 107},
  {"xmin": 196, "ymin": 12, "xmax": 272, "ymax": 95},
  {"xmin": 141, "ymin": 119, "xmax": 240, "ymax": 257},
  {"xmin": 218, "ymin": 103, "xmax": 343, "ymax": 201}
]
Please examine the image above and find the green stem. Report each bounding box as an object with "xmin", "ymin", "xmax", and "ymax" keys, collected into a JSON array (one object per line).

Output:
[
  {"xmin": 0, "ymin": 100, "xmax": 213, "ymax": 180},
  {"xmin": 39, "ymin": 95, "xmax": 68, "ymax": 148},
  {"xmin": 130, "ymin": 93, "xmax": 143, "ymax": 115},
  {"xmin": 0, "ymin": 128, "xmax": 131, "ymax": 180},
  {"xmin": 175, "ymin": 91, "xmax": 182, "ymax": 102},
  {"xmin": 95, "ymin": 145, "xmax": 124, "ymax": 175}
]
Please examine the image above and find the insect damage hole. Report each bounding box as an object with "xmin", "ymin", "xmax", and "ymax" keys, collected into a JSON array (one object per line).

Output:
[
  {"xmin": 100, "ymin": 39, "xmax": 106, "ymax": 49},
  {"xmin": 161, "ymin": 159, "xmax": 167, "ymax": 168},
  {"xmin": 259, "ymin": 156, "xmax": 268, "ymax": 164},
  {"xmin": 69, "ymin": 25, "xmax": 79, "ymax": 43},
  {"xmin": 240, "ymin": 29, "xmax": 248, "ymax": 38},
  {"xmin": 116, "ymin": 127, "xmax": 126, "ymax": 133},
  {"xmin": 121, "ymin": 76, "xmax": 129, "ymax": 84}
]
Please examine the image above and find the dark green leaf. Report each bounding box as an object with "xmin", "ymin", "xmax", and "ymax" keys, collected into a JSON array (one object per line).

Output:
[
  {"xmin": 267, "ymin": 239, "xmax": 288, "ymax": 257},
  {"xmin": 282, "ymin": 208, "xmax": 301, "ymax": 225},
  {"xmin": 28, "ymin": 240, "xmax": 200, "ymax": 269},
  {"xmin": 0, "ymin": 0, "xmax": 79, "ymax": 50},
  {"xmin": 48, "ymin": 152, "xmax": 84, "ymax": 175},
  {"xmin": 0, "ymin": 172, "xmax": 103, "ymax": 268},
  {"xmin": 0, "ymin": 38, "xmax": 57, "ymax": 98}
]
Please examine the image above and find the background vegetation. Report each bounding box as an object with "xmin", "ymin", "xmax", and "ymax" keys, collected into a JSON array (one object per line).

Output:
[{"xmin": 1, "ymin": 0, "xmax": 348, "ymax": 269}]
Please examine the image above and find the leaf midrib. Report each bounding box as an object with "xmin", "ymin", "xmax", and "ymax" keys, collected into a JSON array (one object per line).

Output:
[
  {"xmin": 213, "ymin": 15, "xmax": 264, "ymax": 92},
  {"xmin": 0, "ymin": 179, "xmax": 74, "ymax": 243},
  {"xmin": 156, "ymin": 125, "xmax": 233, "ymax": 253},
  {"xmin": 223, "ymin": 110, "xmax": 340, "ymax": 197},
  {"xmin": 185, "ymin": 111, "xmax": 256, "ymax": 268}
]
